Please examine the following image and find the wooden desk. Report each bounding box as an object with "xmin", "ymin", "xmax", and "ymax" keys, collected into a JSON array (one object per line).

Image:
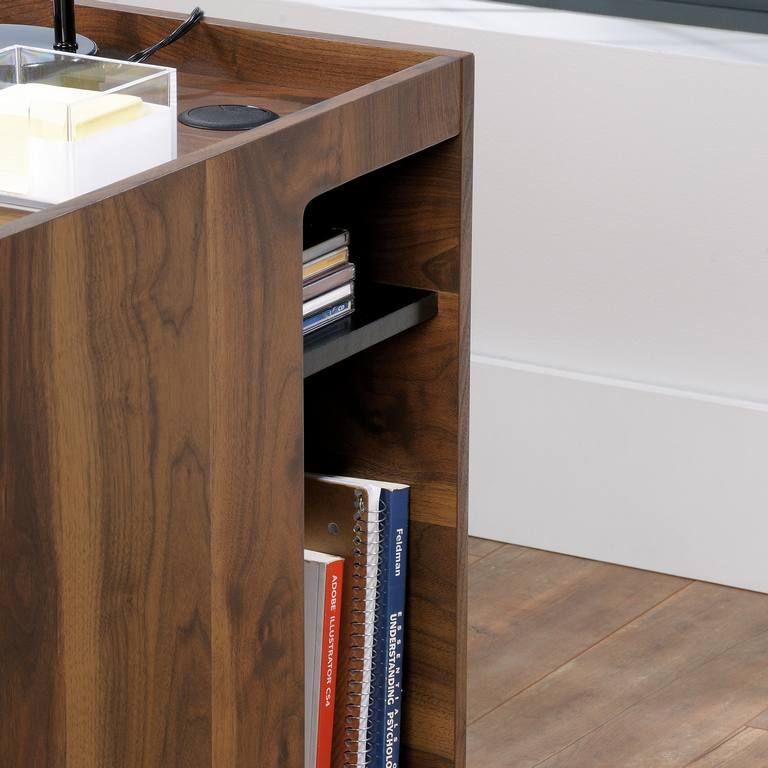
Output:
[{"xmin": 0, "ymin": 4, "xmax": 472, "ymax": 766}]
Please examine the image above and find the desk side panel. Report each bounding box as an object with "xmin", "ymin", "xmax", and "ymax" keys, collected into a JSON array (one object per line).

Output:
[
  {"xmin": 0, "ymin": 224, "xmax": 65, "ymax": 768},
  {"xmin": 206, "ymin": 141, "xmax": 305, "ymax": 768},
  {"xmin": 0, "ymin": 147, "xmax": 305, "ymax": 767},
  {"xmin": 0, "ymin": 164, "xmax": 214, "ymax": 768}
]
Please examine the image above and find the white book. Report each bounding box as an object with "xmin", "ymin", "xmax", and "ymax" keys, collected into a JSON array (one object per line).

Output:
[{"xmin": 306, "ymin": 476, "xmax": 382, "ymax": 768}]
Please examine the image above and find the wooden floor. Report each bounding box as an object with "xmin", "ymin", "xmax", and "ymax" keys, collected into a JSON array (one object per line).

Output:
[{"xmin": 467, "ymin": 537, "xmax": 768, "ymax": 768}]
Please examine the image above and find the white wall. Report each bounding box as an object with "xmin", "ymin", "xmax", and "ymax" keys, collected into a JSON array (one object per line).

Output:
[
  {"xmin": 471, "ymin": 358, "xmax": 768, "ymax": 593},
  {"xmin": 115, "ymin": 0, "xmax": 768, "ymax": 591}
]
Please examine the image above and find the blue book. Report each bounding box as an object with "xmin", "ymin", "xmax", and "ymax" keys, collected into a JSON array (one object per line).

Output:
[{"xmin": 370, "ymin": 483, "xmax": 409, "ymax": 768}]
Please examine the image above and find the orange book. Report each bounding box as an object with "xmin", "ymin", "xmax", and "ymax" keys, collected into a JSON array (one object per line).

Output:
[
  {"xmin": 305, "ymin": 550, "xmax": 344, "ymax": 768},
  {"xmin": 317, "ymin": 558, "xmax": 343, "ymax": 768}
]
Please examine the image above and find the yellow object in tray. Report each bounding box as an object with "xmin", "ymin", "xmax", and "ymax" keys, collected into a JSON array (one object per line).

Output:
[{"xmin": 0, "ymin": 83, "xmax": 146, "ymax": 141}]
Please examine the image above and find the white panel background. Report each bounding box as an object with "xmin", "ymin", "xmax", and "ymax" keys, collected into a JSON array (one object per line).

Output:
[{"xmin": 471, "ymin": 357, "xmax": 768, "ymax": 593}]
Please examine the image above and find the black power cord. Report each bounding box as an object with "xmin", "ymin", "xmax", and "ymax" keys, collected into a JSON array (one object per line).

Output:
[{"xmin": 128, "ymin": 7, "xmax": 204, "ymax": 64}]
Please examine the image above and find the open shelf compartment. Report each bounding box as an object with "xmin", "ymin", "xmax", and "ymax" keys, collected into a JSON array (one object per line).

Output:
[{"xmin": 303, "ymin": 284, "xmax": 437, "ymax": 377}]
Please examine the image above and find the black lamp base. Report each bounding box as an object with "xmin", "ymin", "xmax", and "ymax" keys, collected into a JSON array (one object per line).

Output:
[{"xmin": 0, "ymin": 24, "xmax": 97, "ymax": 54}]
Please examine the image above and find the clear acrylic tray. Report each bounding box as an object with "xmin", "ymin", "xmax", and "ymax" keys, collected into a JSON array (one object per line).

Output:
[{"xmin": 0, "ymin": 45, "xmax": 177, "ymax": 208}]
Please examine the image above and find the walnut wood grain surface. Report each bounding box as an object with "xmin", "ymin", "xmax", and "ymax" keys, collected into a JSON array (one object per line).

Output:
[
  {"xmin": 0, "ymin": 3, "xmax": 472, "ymax": 767},
  {"xmin": 1, "ymin": 145, "xmax": 305, "ymax": 768},
  {"xmin": 4, "ymin": 0, "xmax": 433, "ymax": 84},
  {"xmin": 175, "ymin": 72, "xmax": 320, "ymax": 155},
  {"xmin": 0, "ymin": 220, "xmax": 64, "ymax": 766}
]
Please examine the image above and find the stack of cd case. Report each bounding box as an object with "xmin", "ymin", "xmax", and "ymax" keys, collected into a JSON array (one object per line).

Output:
[{"xmin": 303, "ymin": 228, "xmax": 355, "ymax": 335}]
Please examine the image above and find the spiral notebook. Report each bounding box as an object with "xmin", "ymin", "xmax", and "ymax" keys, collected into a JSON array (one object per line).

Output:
[{"xmin": 305, "ymin": 476, "xmax": 384, "ymax": 768}]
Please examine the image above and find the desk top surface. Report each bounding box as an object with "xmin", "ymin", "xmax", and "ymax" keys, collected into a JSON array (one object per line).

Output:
[
  {"xmin": 0, "ymin": 2, "xmax": 466, "ymax": 234},
  {"xmin": 0, "ymin": 71, "xmax": 321, "ymax": 227},
  {"xmin": 174, "ymin": 72, "xmax": 320, "ymax": 156}
]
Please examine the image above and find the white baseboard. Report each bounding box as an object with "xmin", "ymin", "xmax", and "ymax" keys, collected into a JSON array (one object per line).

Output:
[{"xmin": 469, "ymin": 355, "xmax": 768, "ymax": 593}]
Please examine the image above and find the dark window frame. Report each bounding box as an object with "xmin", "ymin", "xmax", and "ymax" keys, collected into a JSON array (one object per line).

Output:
[{"xmin": 489, "ymin": 0, "xmax": 768, "ymax": 34}]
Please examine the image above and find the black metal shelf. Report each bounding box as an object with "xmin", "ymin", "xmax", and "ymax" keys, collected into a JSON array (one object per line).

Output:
[{"xmin": 303, "ymin": 283, "xmax": 438, "ymax": 378}]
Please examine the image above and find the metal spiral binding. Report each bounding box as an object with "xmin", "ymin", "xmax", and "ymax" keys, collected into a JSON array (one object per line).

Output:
[{"xmin": 344, "ymin": 489, "xmax": 387, "ymax": 768}]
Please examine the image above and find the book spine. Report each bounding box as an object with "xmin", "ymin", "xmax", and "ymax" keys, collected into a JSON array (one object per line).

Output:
[
  {"xmin": 303, "ymin": 283, "xmax": 354, "ymax": 319},
  {"xmin": 348, "ymin": 491, "xmax": 385, "ymax": 768},
  {"xmin": 302, "ymin": 231, "xmax": 349, "ymax": 264},
  {"xmin": 317, "ymin": 559, "xmax": 344, "ymax": 768},
  {"xmin": 369, "ymin": 506, "xmax": 389, "ymax": 768},
  {"xmin": 303, "ymin": 264, "xmax": 356, "ymax": 301},
  {"xmin": 303, "ymin": 300, "xmax": 353, "ymax": 334},
  {"xmin": 380, "ymin": 490, "xmax": 409, "ymax": 768},
  {"xmin": 302, "ymin": 246, "xmax": 350, "ymax": 282}
]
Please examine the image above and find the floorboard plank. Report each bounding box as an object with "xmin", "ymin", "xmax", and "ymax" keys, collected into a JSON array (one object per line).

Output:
[
  {"xmin": 468, "ymin": 536, "xmax": 506, "ymax": 559},
  {"xmin": 468, "ymin": 582, "xmax": 768, "ymax": 768},
  {"xmin": 749, "ymin": 707, "xmax": 768, "ymax": 731},
  {"xmin": 687, "ymin": 728, "xmax": 768, "ymax": 767},
  {"xmin": 468, "ymin": 547, "xmax": 688, "ymax": 723},
  {"xmin": 538, "ymin": 621, "xmax": 768, "ymax": 767}
]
